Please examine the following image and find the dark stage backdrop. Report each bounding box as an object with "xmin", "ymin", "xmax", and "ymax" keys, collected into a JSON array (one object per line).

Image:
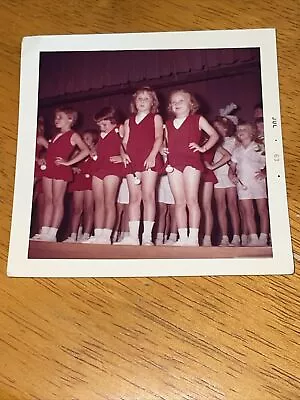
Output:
[
  {"xmin": 39, "ymin": 71, "xmax": 262, "ymax": 136},
  {"xmin": 37, "ymin": 48, "xmax": 262, "ymax": 136}
]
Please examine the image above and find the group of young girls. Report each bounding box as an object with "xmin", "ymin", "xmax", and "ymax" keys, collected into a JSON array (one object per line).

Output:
[{"xmin": 31, "ymin": 87, "xmax": 270, "ymax": 247}]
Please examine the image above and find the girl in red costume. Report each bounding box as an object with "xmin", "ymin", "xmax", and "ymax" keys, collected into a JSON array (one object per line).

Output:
[
  {"xmin": 64, "ymin": 129, "xmax": 99, "ymax": 243},
  {"xmin": 32, "ymin": 107, "xmax": 90, "ymax": 242},
  {"xmin": 117, "ymin": 87, "xmax": 164, "ymax": 246},
  {"xmin": 165, "ymin": 89, "xmax": 219, "ymax": 246},
  {"xmin": 84, "ymin": 107, "xmax": 125, "ymax": 244}
]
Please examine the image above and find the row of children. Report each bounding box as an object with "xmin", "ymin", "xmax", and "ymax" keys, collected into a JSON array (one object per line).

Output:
[{"xmin": 31, "ymin": 87, "xmax": 269, "ymax": 247}]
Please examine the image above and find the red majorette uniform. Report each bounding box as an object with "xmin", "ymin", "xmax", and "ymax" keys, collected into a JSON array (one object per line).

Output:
[
  {"xmin": 165, "ymin": 114, "xmax": 205, "ymax": 172},
  {"xmin": 201, "ymin": 143, "xmax": 218, "ymax": 184},
  {"xmin": 44, "ymin": 130, "xmax": 75, "ymax": 182},
  {"xmin": 93, "ymin": 126, "xmax": 125, "ymax": 180},
  {"xmin": 67, "ymin": 157, "xmax": 94, "ymax": 192},
  {"xmin": 126, "ymin": 113, "xmax": 164, "ymax": 173}
]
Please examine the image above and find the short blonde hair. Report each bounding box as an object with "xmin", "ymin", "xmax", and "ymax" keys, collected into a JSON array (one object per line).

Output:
[
  {"xmin": 168, "ymin": 89, "xmax": 199, "ymax": 116},
  {"xmin": 236, "ymin": 122, "xmax": 256, "ymax": 139},
  {"xmin": 55, "ymin": 106, "xmax": 78, "ymax": 127},
  {"xmin": 130, "ymin": 87, "xmax": 159, "ymax": 114}
]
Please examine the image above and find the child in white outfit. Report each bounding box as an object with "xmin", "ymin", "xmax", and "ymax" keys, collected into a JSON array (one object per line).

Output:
[{"xmin": 229, "ymin": 123, "xmax": 269, "ymax": 246}]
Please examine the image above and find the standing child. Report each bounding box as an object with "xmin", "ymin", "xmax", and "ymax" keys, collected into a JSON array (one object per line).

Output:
[
  {"xmin": 32, "ymin": 107, "xmax": 90, "ymax": 242},
  {"xmin": 117, "ymin": 87, "xmax": 164, "ymax": 246},
  {"xmin": 201, "ymin": 142, "xmax": 230, "ymax": 246},
  {"xmin": 211, "ymin": 113, "xmax": 241, "ymax": 246},
  {"xmin": 229, "ymin": 123, "xmax": 269, "ymax": 246},
  {"xmin": 165, "ymin": 89, "xmax": 219, "ymax": 246},
  {"xmin": 64, "ymin": 129, "xmax": 98, "ymax": 243},
  {"xmin": 84, "ymin": 106, "xmax": 125, "ymax": 244}
]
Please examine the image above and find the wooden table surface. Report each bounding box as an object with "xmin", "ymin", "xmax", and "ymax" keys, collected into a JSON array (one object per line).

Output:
[{"xmin": 0, "ymin": 1, "xmax": 299, "ymax": 399}]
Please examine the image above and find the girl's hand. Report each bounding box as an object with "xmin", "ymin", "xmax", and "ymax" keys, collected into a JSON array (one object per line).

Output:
[
  {"xmin": 144, "ymin": 153, "xmax": 156, "ymax": 170},
  {"xmin": 37, "ymin": 136, "xmax": 49, "ymax": 148},
  {"xmin": 37, "ymin": 158, "xmax": 46, "ymax": 166},
  {"xmin": 204, "ymin": 161, "xmax": 214, "ymax": 170},
  {"xmin": 228, "ymin": 169, "xmax": 239, "ymax": 185},
  {"xmin": 89, "ymin": 147, "xmax": 98, "ymax": 157},
  {"xmin": 160, "ymin": 147, "xmax": 169, "ymax": 156},
  {"xmin": 110, "ymin": 155, "xmax": 123, "ymax": 164},
  {"xmin": 121, "ymin": 153, "xmax": 131, "ymax": 167},
  {"xmin": 255, "ymin": 170, "xmax": 266, "ymax": 180},
  {"xmin": 231, "ymin": 175, "xmax": 239, "ymax": 185},
  {"xmin": 189, "ymin": 142, "xmax": 206, "ymax": 153},
  {"xmin": 72, "ymin": 167, "xmax": 81, "ymax": 174},
  {"xmin": 55, "ymin": 157, "xmax": 68, "ymax": 166}
]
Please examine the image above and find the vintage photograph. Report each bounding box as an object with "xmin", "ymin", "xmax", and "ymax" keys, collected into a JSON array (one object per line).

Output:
[{"xmin": 7, "ymin": 30, "xmax": 294, "ymax": 276}]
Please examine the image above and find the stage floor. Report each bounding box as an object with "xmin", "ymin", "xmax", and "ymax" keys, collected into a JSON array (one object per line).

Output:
[{"xmin": 28, "ymin": 241, "xmax": 273, "ymax": 259}]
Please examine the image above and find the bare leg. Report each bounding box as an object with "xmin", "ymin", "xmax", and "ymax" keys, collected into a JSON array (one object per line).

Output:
[
  {"xmin": 103, "ymin": 175, "xmax": 120, "ymax": 229},
  {"xmin": 42, "ymin": 177, "xmax": 53, "ymax": 227},
  {"xmin": 214, "ymin": 188, "xmax": 227, "ymax": 236},
  {"xmin": 241, "ymin": 200, "xmax": 256, "ymax": 234},
  {"xmin": 71, "ymin": 191, "xmax": 84, "ymax": 234},
  {"xmin": 115, "ymin": 202, "xmax": 124, "ymax": 238},
  {"xmin": 157, "ymin": 202, "xmax": 167, "ymax": 235},
  {"xmin": 226, "ymin": 187, "xmax": 240, "ymax": 235},
  {"xmin": 256, "ymin": 198, "xmax": 269, "ymax": 234},
  {"xmin": 83, "ymin": 190, "xmax": 94, "ymax": 235},
  {"xmin": 122, "ymin": 204, "xmax": 129, "ymax": 234},
  {"xmin": 51, "ymin": 179, "xmax": 68, "ymax": 228},
  {"xmin": 92, "ymin": 176, "xmax": 105, "ymax": 229},
  {"xmin": 141, "ymin": 170, "xmax": 157, "ymax": 221},
  {"xmin": 201, "ymin": 181, "xmax": 214, "ymax": 246},
  {"xmin": 239, "ymin": 200, "xmax": 248, "ymax": 235},
  {"xmin": 165, "ymin": 206, "xmax": 170, "ymax": 238},
  {"xmin": 169, "ymin": 204, "xmax": 177, "ymax": 234},
  {"xmin": 127, "ymin": 173, "xmax": 142, "ymax": 222},
  {"xmin": 168, "ymin": 169, "xmax": 187, "ymax": 229},
  {"xmin": 183, "ymin": 166, "xmax": 201, "ymax": 228}
]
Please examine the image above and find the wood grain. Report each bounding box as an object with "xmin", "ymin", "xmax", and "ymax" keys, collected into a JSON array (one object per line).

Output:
[{"xmin": 0, "ymin": 1, "xmax": 299, "ymax": 399}]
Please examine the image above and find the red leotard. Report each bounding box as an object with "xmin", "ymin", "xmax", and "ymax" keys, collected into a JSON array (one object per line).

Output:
[
  {"xmin": 126, "ymin": 113, "xmax": 164, "ymax": 173},
  {"xmin": 166, "ymin": 114, "xmax": 205, "ymax": 173},
  {"xmin": 67, "ymin": 156, "xmax": 94, "ymax": 192},
  {"xmin": 44, "ymin": 130, "xmax": 75, "ymax": 182},
  {"xmin": 93, "ymin": 127, "xmax": 125, "ymax": 180}
]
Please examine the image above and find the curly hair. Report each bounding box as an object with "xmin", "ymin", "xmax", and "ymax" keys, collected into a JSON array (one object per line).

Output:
[
  {"xmin": 130, "ymin": 87, "xmax": 159, "ymax": 114},
  {"xmin": 167, "ymin": 89, "xmax": 199, "ymax": 116}
]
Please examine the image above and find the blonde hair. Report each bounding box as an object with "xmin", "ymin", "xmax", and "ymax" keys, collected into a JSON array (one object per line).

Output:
[
  {"xmin": 168, "ymin": 89, "xmax": 199, "ymax": 116},
  {"xmin": 55, "ymin": 106, "xmax": 78, "ymax": 127},
  {"xmin": 130, "ymin": 87, "xmax": 159, "ymax": 114},
  {"xmin": 236, "ymin": 122, "xmax": 256, "ymax": 140}
]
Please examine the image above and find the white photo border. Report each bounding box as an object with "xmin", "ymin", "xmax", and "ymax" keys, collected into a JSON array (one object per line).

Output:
[{"xmin": 7, "ymin": 28, "xmax": 294, "ymax": 277}]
